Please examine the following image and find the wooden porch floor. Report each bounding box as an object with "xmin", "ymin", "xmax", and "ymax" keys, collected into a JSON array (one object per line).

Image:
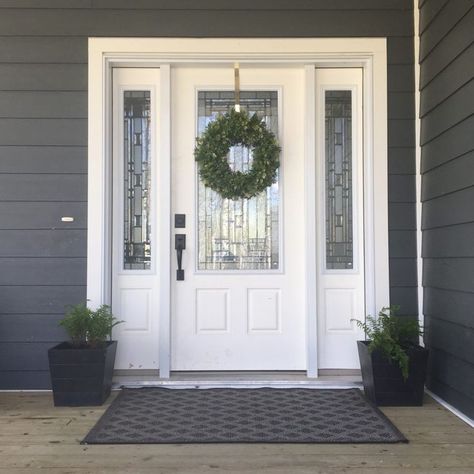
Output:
[{"xmin": 1, "ymin": 391, "xmax": 473, "ymax": 474}]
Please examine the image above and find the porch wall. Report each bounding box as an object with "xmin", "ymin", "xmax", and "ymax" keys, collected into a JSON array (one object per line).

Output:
[
  {"xmin": 0, "ymin": 0, "xmax": 416, "ymax": 389},
  {"xmin": 419, "ymin": 0, "xmax": 474, "ymax": 418}
]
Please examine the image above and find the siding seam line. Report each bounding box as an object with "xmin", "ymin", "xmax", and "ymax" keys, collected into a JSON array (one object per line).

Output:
[
  {"xmin": 420, "ymin": 76, "xmax": 474, "ymax": 118},
  {"xmin": 424, "ymin": 286, "xmax": 474, "ymax": 296},
  {"xmin": 422, "ymin": 285, "xmax": 474, "ymax": 295},
  {"xmin": 422, "ymin": 220, "xmax": 474, "ymax": 232},
  {"xmin": 419, "ymin": 5, "xmax": 474, "ymax": 63},
  {"xmin": 421, "ymin": 184, "xmax": 474, "ymax": 204},
  {"xmin": 420, "ymin": 112, "xmax": 474, "ymax": 147},
  {"xmin": 425, "ymin": 346, "xmax": 474, "ymax": 371},
  {"xmin": 419, "ymin": 0, "xmax": 450, "ymax": 36},
  {"xmin": 425, "ymin": 314, "xmax": 474, "ymax": 331},
  {"xmin": 421, "ymin": 149, "xmax": 473, "ymax": 174}
]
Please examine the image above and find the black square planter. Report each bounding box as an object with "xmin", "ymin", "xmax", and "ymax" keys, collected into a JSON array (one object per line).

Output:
[
  {"xmin": 48, "ymin": 340, "xmax": 117, "ymax": 406},
  {"xmin": 357, "ymin": 340, "xmax": 429, "ymax": 406}
]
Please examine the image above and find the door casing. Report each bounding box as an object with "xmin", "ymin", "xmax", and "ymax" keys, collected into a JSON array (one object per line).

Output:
[{"xmin": 87, "ymin": 38, "xmax": 390, "ymax": 378}]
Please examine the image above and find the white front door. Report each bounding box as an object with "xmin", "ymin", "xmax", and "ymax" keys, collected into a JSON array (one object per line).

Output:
[
  {"xmin": 171, "ymin": 66, "xmax": 306, "ymax": 371},
  {"xmin": 109, "ymin": 63, "xmax": 370, "ymax": 374}
]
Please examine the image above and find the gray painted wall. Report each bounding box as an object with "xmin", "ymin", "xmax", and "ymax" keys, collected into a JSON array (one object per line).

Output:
[
  {"xmin": 0, "ymin": 0, "xmax": 416, "ymax": 389},
  {"xmin": 419, "ymin": 0, "xmax": 474, "ymax": 418}
]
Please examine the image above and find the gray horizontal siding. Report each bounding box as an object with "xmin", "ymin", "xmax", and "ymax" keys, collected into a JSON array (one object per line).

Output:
[
  {"xmin": 389, "ymin": 175, "xmax": 416, "ymax": 202},
  {"xmin": 387, "ymin": 65, "xmax": 415, "ymax": 92},
  {"xmin": 423, "ymin": 258, "xmax": 474, "ymax": 293},
  {"xmin": 0, "ymin": 0, "xmax": 92, "ymax": 7},
  {"xmin": 0, "ymin": 64, "xmax": 87, "ymax": 91},
  {"xmin": 420, "ymin": 7, "xmax": 474, "ymax": 88},
  {"xmin": 0, "ymin": 9, "xmax": 413, "ymax": 37},
  {"xmin": 0, "ymin": 119, "xmax": 87, "ymax": 146},
  {"xmin": 388, "ymin": 119, "xmax": 416, "ymax": 147},
  {"xmin": 0, "ymin": 314, "xmax": 67, "ymax": 342},
  {"xmin": 419, "ymin": 0, "xmax": 449, "ymax": 34},
  {"xmin": 0, "ymin": 174, "xmax": 87, "ymax": 201},
  {"xmin": 0, "ymin": 146, "xmax": 87, "ymax": 174},
  {"xmin": 0, "ymin": 371, "xmax": 51, "ymax": 390},
  {"xmin": 424, "ymin": 287, "xmax": 474, "ymax": 329},
  {"xmin": 420, "ymin": 44, "xmax": 474, "ymax": 117},
  {"xmin": 0, "ymin": 286, "xmax": 86, "ymax": 313},
  {"xmin": 425, "ymin": 316, "xmax": 474, "ymax": 364},
  {"xmin": 0, "ymin": 37, "xmax": 87, "ymax": 63},
  {"xmin": 421, "ymin": 114, "xmax": 474, "ymax": 172},
  {"xmin": 420, "ymin": 79, "xmax": 474, "ymax": 145},
  {"xmin": 0, "ymin": 230, "xmax": 86, "ymax": 257},
  {"xmin": 388, "ymin": 148, "xmax": 416, "ymax": 174},
  {"xmin": 420, "ymin": 0, "xmax": 474, "ymax": 418},
  {"xmin": 0, "ymin": 92, "xmax": 87, "ymax": 118},
  {"xmin": 388, "ymin": 92, "xmax": 416, "ymax": 119},
  {"xmin": 0, "ymin": 343, "xmax": 55, "ymax": 371},
  {"xmin": 387, "ymin": 17, "xmax": 417, "ymax": 299},
  {"xmin": 390, "ymin": 287, "xmax": 419, "ymax": 315},
  {"xmin": 419, "ymin": 0, "xmax": 473, "ymax": 61},
  {"xmin": 388, "ymin": 203, "xmax": 417, "ymax": 230},
  {"xmin": 389, "ymin": 258, "xmax": 418, "ymax": 287},
  {"xmin": 0, "ymin": 0, "xmax": 414, "ymax": 10},
  {"xmin": 0, "ymin": 258, "xmax": 87, "ymax": 286},
  {"xmin": 422, "ymin": 151, "xmax": 474, "ymax": 200},
  {"xmin": 423, "ymin": 223, "xmax": 474, "ymax": 258},
  {"xmin": 387, "ymin": 37, "xmax": 415, "ymax": 64},
  {"xmin": 0, "ymin": 202, "xmax": 86, "ymax": 229},
  {"xmin": 426, "ymin": 349, "xmax": 474, "ymax": 419},
  {"xmin": 422, "ymin": 186, "xmax": 474, "ymax": 229},
  {"xmin": 0, "ymin": 0, "xmax": 416, "ymax": 388},
  {"xmin": 389, "ymin": 230, "xmax": 417, "ymax": 258}
]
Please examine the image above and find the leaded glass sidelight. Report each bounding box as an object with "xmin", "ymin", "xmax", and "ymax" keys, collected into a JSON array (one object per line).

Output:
[
  {"xmin": 197, "ymin": 91, "xmax": 279, "ymax": 271},
  {"xmin": 123, "ymin": 91, "xmax": 152, "ymax": 270},
  {"xmin": 325, "ymin": 90, "xmax": 353, "ymax": 270}
]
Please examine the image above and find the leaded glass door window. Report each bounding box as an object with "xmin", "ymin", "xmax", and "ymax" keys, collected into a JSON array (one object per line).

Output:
[
  {"xmin": 325, "ymin": 90, "xmax": 353, "ymax": 270},
  {"xmin": 197, "ymin": 91, "xmax": 280, "ymax": 271},
  {"xmin": 123, "ymin": 91, "xmax": 152, "ymax": 270}
]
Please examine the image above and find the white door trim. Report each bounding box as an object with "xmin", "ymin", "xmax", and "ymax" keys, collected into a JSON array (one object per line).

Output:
[
  {"xmin": 87, "ymin": 38, "xmax": 389, "ymax": 379},
  {"xmin": 158, "ymin": 64, "xmax": 171, "ymax": 378}
]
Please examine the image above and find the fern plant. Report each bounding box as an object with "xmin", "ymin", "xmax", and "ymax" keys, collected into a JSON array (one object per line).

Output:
[
  {"xmin": 353, "ymin": 306, "xmax": 423, "ymax": 380},
  {"xmin": 87, "ymin": 304, "xmax": 123, "ymax": 347},
  {"xmin": 59, "ymin": 303, "xmax": 92, "ymax": 347},
  {"xmin": 59, "ymin": 303, "xmax": 123, "ymax": 348}
]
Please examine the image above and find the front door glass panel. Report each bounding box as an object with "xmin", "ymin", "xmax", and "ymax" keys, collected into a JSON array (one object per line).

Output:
[
  {"xmin": 197, "ymin": 91, "xmax": 279, "ymax": 271},
  {"xmin": 122, "ymin": 91, "xmax": 152, "ymax": 270},
  {"xmin": 325, "ymin": 90, "xmax": 353, "ymax": 270}
]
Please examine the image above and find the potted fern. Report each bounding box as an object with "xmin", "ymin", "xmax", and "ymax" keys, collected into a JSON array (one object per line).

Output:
[
  {"xmin": 48, "ymin": 303, "xmax": 122, "ymax": 407},
  {"xmin": 354, "ymin": 306, "xmax": 428, "ymax": 406}
]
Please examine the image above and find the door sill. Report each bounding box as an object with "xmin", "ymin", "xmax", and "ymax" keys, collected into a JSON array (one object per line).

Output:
[{"xmin": 113, "ymin": 370, "xmax": 362, "ymax": 390}]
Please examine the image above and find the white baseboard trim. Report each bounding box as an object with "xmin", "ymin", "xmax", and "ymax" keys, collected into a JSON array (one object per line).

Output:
[{"xmin": 426, "ymin": 389, "xmax": 474, "ymax": 428}]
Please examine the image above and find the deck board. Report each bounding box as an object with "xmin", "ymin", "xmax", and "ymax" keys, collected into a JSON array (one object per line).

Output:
[{"xmin": 0, "ymin": 391, "xmax": 473, "ymax": 473}]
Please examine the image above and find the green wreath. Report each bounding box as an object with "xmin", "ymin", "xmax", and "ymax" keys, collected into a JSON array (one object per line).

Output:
[{"xmin": 194, "ymin": 109, "xmax": 281, "ymax": 200}]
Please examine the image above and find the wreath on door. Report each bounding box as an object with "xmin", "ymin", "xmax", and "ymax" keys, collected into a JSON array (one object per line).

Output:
[{"xmin": 194, "ymin": 109, "xmax": 281, "ymax": 200}]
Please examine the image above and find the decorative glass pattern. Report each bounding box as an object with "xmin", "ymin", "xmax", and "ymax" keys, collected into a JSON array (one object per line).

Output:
[
  {"xmin": 123, "ymin": 91, "xmax": 152, "ymax": 270},
  {"xmin": 197, "ymin": 91, "xmax": 279, "ymax": 271},
  {"xmin": 325, "ymin": 90, "xmax": 353, "ymax": 270}
]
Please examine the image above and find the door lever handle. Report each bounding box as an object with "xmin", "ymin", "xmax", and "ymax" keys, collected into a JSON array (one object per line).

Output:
[{"xmin": 175, "ymin": 234, "xmax": 186, "ymax": 281}]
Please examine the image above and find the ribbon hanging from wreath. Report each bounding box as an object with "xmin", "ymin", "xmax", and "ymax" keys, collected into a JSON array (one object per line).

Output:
[{"xmin": 194, "ymin": 65, "xmax": 281, "ymax": 201}]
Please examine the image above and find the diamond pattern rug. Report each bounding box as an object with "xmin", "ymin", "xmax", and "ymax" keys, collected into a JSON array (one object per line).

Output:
[{"xmin": 82, "ymin": 387, "xmax": 407, "ymax": 444}]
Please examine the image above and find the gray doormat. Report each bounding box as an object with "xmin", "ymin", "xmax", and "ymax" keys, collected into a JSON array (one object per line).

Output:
[{"xmin": 82, "ymin": 387, "xmax": 407, "ymax": 444}]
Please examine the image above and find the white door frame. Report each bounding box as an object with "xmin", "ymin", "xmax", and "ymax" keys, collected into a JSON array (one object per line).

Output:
[{"xmin": 87, "ymin": 38, "xmax": 389, "ymax": 379}]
